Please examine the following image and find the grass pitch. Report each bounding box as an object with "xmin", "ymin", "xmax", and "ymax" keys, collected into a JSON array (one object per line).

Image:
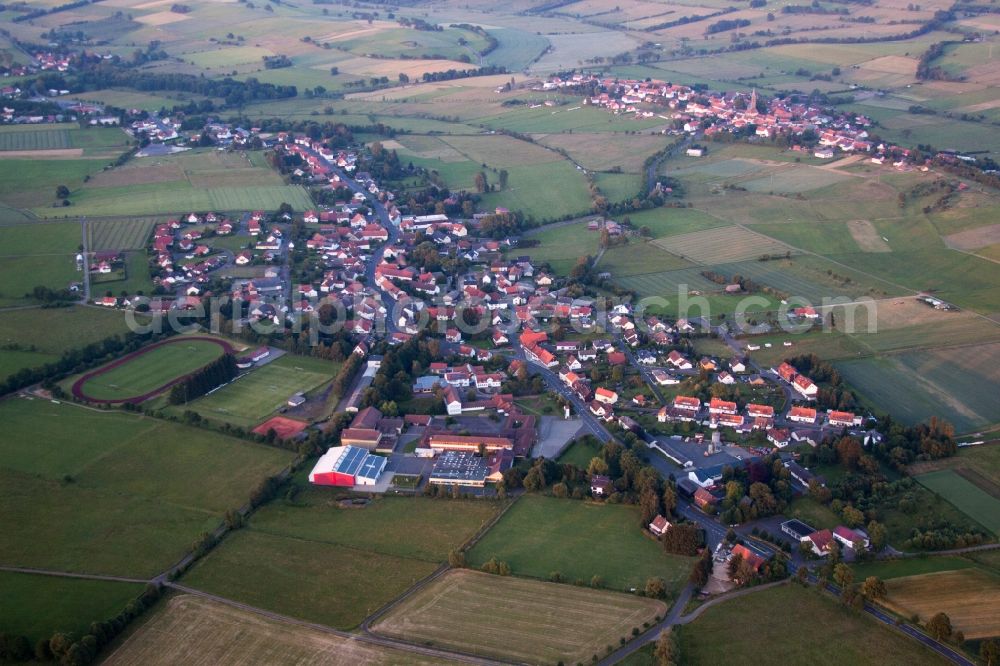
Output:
[
  {"xmin": 78, "ymin": 338, "xmax": 227, "ymax": 402},
  {"xmin": 679, "ymin": 583, "xmax": 949, "ymax": 665},
  {"xmin": 103, "ymin": 594, "xmax": 453, "ymax": 666},
  {"xmin": 467, "ymin": 496, "xmax": 694, "ymax": 593},
  {"xmin": 883, "ymin": 569, "xmax": 1000, "ymax": 639},
  {"xmin": 183, "ymin": 354, "xmax": 338, "ymax": 428},
  {"xmin": 372, "ymin": 569, "xmax": 667, "ymax": 665}
]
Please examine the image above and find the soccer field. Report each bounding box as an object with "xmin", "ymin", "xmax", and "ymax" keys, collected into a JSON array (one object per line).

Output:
[
  {"xmin": 186, "ymin": 354, "xmax": 338, "ymax": 428},
  {"xmin": 75, "ymin": 338, "xmax": 230, "ymax": 402}
]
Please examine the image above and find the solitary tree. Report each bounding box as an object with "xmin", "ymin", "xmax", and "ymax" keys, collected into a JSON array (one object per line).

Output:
[
  {"xmin": 926, "ymin": 613, "xmax": 953, "ymax": 641},
  {"xmin": 644, "ymin": 577, "xmax": 667, "ymax": 599},
  {"xmin": 861, "ymin": 576, "xmax": 887, "ymax": 600},
  {"xmin": 55, "ymin": 184, "xmax": 70, "ymax": 199}
]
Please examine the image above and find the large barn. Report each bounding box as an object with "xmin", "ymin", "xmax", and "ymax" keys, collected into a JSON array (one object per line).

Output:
[{"xmin": 308, "ymin": 445, "xmax": 386, "ymax": 486}]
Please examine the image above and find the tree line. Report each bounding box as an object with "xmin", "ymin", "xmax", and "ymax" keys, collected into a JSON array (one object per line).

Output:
[{"xmin": 168, "ymin": 353, "xmax": 238, "ymax": 404}]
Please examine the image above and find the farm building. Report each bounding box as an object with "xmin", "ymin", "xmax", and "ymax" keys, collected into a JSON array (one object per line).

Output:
[{"xmin": 309, "ymin": 445, "xmax": 386, "ymax": 487}]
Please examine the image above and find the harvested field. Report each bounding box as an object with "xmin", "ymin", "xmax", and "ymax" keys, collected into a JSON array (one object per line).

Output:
[
  {"xmin": 883, "ymin": 569, "xmax": 1000, "ymax": 639},
  {"xmin": 103, "ymin": 594, "xmax": 452, "ymax": 666},
  {"xmin": 651, "ymin": 226, "xmax": 792, "ymax": 264},
  {"xmin": 944, "ymin": 223, "xmax": 1000, "ymax": 251},
  {"xmin": 86, "ymin": 162, "xmax": 183, "ymax": 188},
  {"xmin": 848, "ymin": 220, "xmax": 892, "ymax": 252},
  {"xmin": 371, "ymin": 570, "xmax": 666, "ymax": 665},
  {"xmin": 0, "ymin": 148, "xmax": 84, "ymax": 158},
  {"xmin": 136, "ymin": 9, "xmax": 190, "ymax": 24}
]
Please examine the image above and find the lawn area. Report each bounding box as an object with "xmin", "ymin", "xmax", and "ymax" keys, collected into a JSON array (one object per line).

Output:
[
  {"xmin": 181, "ymin": 353, "xmax": 338, "ymax": 428},
  {"xmin": 182, "ymin": 529, "xmax": 437, "ymax": 630},
  {"xmin": 915, "ymin": 470, "xmax": 1000, "ymax": 535},
  {"xmin": 678, "ymin": 584, "xmax": 950, "ymax": 665},
  {"xmin": 77, "ymin": 338, "xmax": 227, "ymax": 402},
  {"xmin": 372, "ymin": 569, "xmax": 667, "ymax": 665},
  {"xmin": 467, "ymin": 496, "xmax": 694, "ymax": 593},
  {"xmin": 0, "ymin": 397, "xmax": 293, "ymax": 577},
  {"xmin": 102, "ymin": 594, "xmax": 451, "ymax": 666},
  {"xmin": 557, "ymin": 437, "xmax": 602, "ymax": 468},
  {"xmin": 249, "ymin": 493, "xmax": 502, "ymax": 563},
  {"xmin": 786, "ymin": 496, "xmax": 841, "ymax": 531},
  {"xmin": 0, "ymin": 572, "xmax": 144, "ymax": 643}
]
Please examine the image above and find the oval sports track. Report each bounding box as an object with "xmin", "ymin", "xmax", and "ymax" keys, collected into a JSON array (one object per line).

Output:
[{"xmin": 71, "ymin": 336, "xmax": 237, "ymax": 404}]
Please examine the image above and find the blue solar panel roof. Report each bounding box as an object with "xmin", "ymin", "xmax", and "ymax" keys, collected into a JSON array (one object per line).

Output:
[{"xmin": 336, "ymin": 446, "xmax": 368, "ymax": 475}]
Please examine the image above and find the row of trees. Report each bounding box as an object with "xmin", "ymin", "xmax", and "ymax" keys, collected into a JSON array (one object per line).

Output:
[{"xmin": 167, "ymin": 353, "xmax": 238, "ymax": 404}]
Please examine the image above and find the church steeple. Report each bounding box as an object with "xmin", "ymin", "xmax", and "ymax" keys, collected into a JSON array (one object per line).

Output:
[{"xmin": 748, "ymin": 88, "xmax": 758, "ymax": 115}]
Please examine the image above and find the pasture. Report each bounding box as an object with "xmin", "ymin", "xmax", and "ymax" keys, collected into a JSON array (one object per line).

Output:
[
  {"xmin": 74, "ymin": 337, "xmax": 230, "ymax": 403},
  {"xmin": 597, "ymin": 241, "xmax": 694, "ymax": 277},
  {"xmin": 650, "ymin": 226, "xmax": 791, "ymax": 264},
  {"xmin": 103, "ymin": 594, "xmax": 452, "ymax": 666},
  {"xmin": 516, "ymin": 219, "xmax": 599, "ymax": 274},
  {"xmin": 467, "ymin": 495, "xmax": 694, "ymax": 593},
  {"xmin": 0, "ymin": 397, "xmax": 293, "ymax": 577},
  {"xmin": 182, "ymin": 353, "xmax": 337, "ymax": 428},
  {"xmin": 882, "ymin": 569, "xmax": 1000, "ymax": 639},
  {"xmin": 0, "ymin": 572, "xmax": 144, "ymax": 643},
  {"xmin": 915, "ymin": 470, "xmax": 1000, "ymax": 535},
  {"xmin": 371, "ymin": 569, "xmax": 667, "ymax": 665},
  {"xmin": 0, "ymin": 306, "xmax": 133, "ymax": 354},
  {"xmin": 678, "ymin": 584, "xmax": 949, "ymax": 666},
  {"xmin": 248, "ymin": 493, "xmax": 501, "ymax": 563},
  {"xmin": 182, "ymin": 529, "xmax": 437, "ymax": 630}
]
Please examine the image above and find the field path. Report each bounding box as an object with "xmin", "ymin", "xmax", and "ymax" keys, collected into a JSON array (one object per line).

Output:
[{"xmin": 0, "ymin": 564, "xmax": 150, "ymax": 584}]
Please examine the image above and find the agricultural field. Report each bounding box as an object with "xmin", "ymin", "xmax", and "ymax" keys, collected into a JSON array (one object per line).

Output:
[
  {"xmin": 74, "ymin": 337, "xmax": 229, "ymax": 402},
  {"xmin": 88, "ymin": 216, "xmax": 161, "ymax": 250},
  {"xmin": 181, "ymin": 529, "xmax": 437, "ymax": 630},
  {"xmin": 516, "ymin": 219, "xmax": 600, "ymax": 274},
  {"xmin": 0, "ymin": 125, "xmax": 131, "ymax": 158},
  {"xmin": 650, "ymin": 226, "xmax": 791, "ymax": 265},
  {"xmin": 42, "ymin": 149, "xmax": 312, "ymax": 217},
  {"xmin": 0, "ymin": 572, "xmax": 144, "ymax": 644},
  {"xmin": 371, "ymin": 569, "xmax": 667, "ymax": 665},
  {"xmin": 180, "ymin": 353, "xmax": 338, "ymax": 428},
  {"xmin": 597, "ymin": 240, "xmax": 694, "ymax": 277},
  {"xmin": 836, "ymin": 343, "xmax": 1000, "ymax": 434},
  {"xmin": 248, "ymin": 492, "xmax": 501, "ymax": 563},
  {"xmin": 103, "ymin": 594, "xmax": 454, "ymax": 666},
  {"xmin": 678, "ymin": 583, "xmax": 950, "ymax": 666},
  {"xmin": 0, "ymin": 397, "xmax": 293, "ymax": 578},
  {"xmin": 915, "ymin": 470, "xmax": 1000, "ymax": 535},
  {"xmin": 882, "ymin": 569, "xmax": 1000, "ymax": 640},
  {"xmin": 908, "ymin": 444, "xmax": 1000, "ymax": 494},
  {"xmin": 467, "ymin": 495, "xmax": 694, "ymax": 593}
]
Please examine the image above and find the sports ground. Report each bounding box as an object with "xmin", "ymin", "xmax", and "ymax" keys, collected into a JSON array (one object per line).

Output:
[{"xmin": 71, "ymin": 336, "xmax": 237, "ymax": 404}]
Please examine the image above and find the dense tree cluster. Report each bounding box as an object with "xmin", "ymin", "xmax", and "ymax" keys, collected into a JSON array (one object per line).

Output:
[{"xmin": 168, "ymin": 354, "xmax": 238, "ymax": 404}]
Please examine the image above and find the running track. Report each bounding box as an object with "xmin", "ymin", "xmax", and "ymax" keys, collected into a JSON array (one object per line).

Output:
[{"xmin": 71, "ymin": 336, "xmax": 237, "ymax": 404}]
